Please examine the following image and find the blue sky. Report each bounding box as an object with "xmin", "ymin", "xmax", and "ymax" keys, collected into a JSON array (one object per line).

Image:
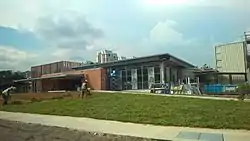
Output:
[{"xmin": 0, "ymin": 0, "xmax": 249, "ymax": 70}]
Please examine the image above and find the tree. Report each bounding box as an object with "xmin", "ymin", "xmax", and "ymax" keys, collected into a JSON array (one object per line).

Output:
[{"xmin": 0, "ymin": 70, "xmax": 26, "ymax": 90}]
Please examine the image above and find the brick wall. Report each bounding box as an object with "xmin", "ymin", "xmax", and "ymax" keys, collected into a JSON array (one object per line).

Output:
[
  {"xmin": 36, "ymin": 68, "xmax": 108, "ymax": 92},
  {"xmin": 63, "ymin": 68, "xmax": 108, "ymax": 90},
  {"xmin": 82, "ymin": 68, "xmax": 107, "ymax": 90}
]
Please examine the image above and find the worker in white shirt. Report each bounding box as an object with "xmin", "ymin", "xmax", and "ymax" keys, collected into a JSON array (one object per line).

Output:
[
  {"xmin": 1, "ymin": 86, "xmax": 16, "ymax": 105},
  {"xmin": 80, "ymin": 80, "xmax": 91, "ymax": 99}
]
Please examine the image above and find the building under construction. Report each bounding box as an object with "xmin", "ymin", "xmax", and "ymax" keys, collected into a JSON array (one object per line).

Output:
[
  {"xmin": 211, "ymin": 32, "xmax": 250, "ymax": 84},
  {"xmin": 15, "ymin": 53, "xmax": 196, "ymax": 92}
]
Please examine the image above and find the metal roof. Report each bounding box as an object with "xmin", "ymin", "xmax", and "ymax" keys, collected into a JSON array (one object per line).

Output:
[
  {"xmin": 215, "ymin": 41, "xmax": 244, "ymax": 48},
  {"xmin": 72, "ymin": 53, "xmax": 195, "ymax": 70},
  {"xmin": 14, "ymin": 74, "xmax": 82, "ymax": 82}
]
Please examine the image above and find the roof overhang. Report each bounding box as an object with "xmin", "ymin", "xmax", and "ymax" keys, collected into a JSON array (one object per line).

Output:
[
  {"xmin": 14, "ymin": 73, "xmax": 82, "ymax": 82},
  {"xmin": 73, "ymin": 53, "xmax": 195, "ymax": 70}
]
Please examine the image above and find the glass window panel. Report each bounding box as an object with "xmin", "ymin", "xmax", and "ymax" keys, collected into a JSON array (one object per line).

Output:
[
  {"xmin": 154, "ymin": 66, "xmax": 160, "ymax": 74},
  {"xmin": 155, "ymin": 74, "xmax": 161, "ymax": 83},
  {"xmin": 143, "ymin": 81, "xmax": 149, "ymax": 89},
  {"xmin": 127, "ymin": 69, "xmax": 131, "ymax": 76},
  {"xmin": 137, "ymin": 82, "xmax": 142, "ymax": 89}
]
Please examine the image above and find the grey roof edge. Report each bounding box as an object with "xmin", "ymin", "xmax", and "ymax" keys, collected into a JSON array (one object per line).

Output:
[
  {"xmin": 167, "ymin": 53, "xmax": 195, "ymax": 68},
  {"xmin": 14, "ymin": 74, "xmax": 83, "ymax": 82},
  {"xmin": 31, "ymin": 60, "xmax": 82, "ymax": 69},
  {"xmin": 215, "ymin": 41, "xmax": 244, "ymax": 47},
  {"xmin": 72, "ymin": 53, "xmax": 196, "ymax": 70}
]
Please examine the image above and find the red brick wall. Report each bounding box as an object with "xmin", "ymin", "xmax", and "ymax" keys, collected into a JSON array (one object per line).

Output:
[
  {"xmin": 37, "ymin": 68, "xmax": 108, "ymax": 92},
  {"xmin": 82, "ymin": 68, "xmax": 107, "ymax": 90},
  {"xmin": 101, "ymin": 68, "xmax": 107, "ymax": 90},
  {"xmin": 65, "ymin": 68, "xmax": 108, "ymax": 90}
]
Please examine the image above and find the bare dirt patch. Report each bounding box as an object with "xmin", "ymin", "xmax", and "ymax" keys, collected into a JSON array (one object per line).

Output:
[
  {"xmin": 0, "ymin": 92, "xmax": 79, "ymax": 105},
  {"xmin": 0, "ymin": 119, "xmax": 158, "ymax": 141}
]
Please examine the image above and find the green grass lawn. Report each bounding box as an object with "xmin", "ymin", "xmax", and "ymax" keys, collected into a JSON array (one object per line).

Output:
[{"xmin": 1, "ymin": 92, "xmax": 250, "ymax": 130}]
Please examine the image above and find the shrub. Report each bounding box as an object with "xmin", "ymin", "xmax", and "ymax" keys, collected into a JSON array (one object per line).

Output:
[
  {"xmin": 30, "ymin": 97, "xmax": 42, "ymax": 103},
  {"xmin": 52, "ymin": 96, "xmax": 64, "ymax": 100},
  {"xmin": 63, "ymin": 93, "xmax": 72, "ymax": 97},
  {"xmin": 236, "ymin": 83, "xmax": 250, "ymax": 100},
  {"xmin": 237, "ymin": 83, "xmax": 250, "ymax": 94},
  {"xmin": 11, "ymin": 100, "xmax": 24, "ymax": 105}
]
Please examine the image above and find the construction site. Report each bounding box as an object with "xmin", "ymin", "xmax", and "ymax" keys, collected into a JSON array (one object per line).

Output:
[{"xmin": 11, "ymin": 32, "xmax": 250, "ymax": 96}]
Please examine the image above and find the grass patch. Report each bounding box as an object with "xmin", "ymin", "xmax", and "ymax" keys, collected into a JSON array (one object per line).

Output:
[{"xmin": 1, "ymin": 92, "xmax": 250, "ymax": 130}]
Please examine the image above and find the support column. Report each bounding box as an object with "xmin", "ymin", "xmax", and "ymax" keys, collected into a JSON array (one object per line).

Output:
[
  {"xmin": 165, "ymin": 66, "xmax": 170, "ymax": 82},
  {"xmin": 160, "ymin": 62, "xmax": 165, "ymax": 83},
  {"xmin": 229, "ymin": 74, "xmax": 232, "ymax": 84},
  {"xmin": 131, "ymin": 68, "xmax": 138, "ymax": 89},
  {"xmin": 148, "ymin": 67, "xmax": 155, "ymax": 88},
  {"xmin": 141, "ymin": 66, "xmax": 144, "ymax": 89}
]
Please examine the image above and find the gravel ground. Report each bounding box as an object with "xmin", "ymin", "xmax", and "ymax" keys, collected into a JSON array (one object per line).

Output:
[{"xmin": 0, "ymin": 120, "xmax": 162, "ymax": 141}]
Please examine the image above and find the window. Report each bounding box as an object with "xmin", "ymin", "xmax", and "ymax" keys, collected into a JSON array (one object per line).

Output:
[
  {"xmin": 155, "ymin": 74, "xmax": 161, "ymax": 83},
  {"xmin": 138, "ymin": 82, "xmax": 143, "ymax": 89},
  {"xmin": 137, "ymin": 67, "xmax": 143, "ymax": 89},
  {"xmin": 143, "ymin": 82, "xmax": 149, "ymax": 89},
  {"xmin": 143, "ymin": 67, "xmax": 148, "ymax": 80},
  {"xmin": 164, "ymin": 68, "xmax": 167, "ymax": 83},
  {"xmin": 127, "ymin": 69, "xmax": 131, "ymax": 76},
  {"xmin": 137, "ymin": 67, "xmax": 142, "ymax": 83},
  {"xmin": 154, "ymin": 66, "xmax": 161, "ymax": 83},
  {"xmin": 142, "ymin": 67, "xmax": 149, "ymax": 89},
  {"xmin": 154, "ymin": 66, "xmax": 160, "ymax": 74},
  {"xmin": 127, "ymin": 76, "xmax": 132, "ymax": 82}
]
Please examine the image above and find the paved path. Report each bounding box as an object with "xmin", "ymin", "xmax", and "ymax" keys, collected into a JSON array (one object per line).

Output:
[
  {"xmin": 93, "ymin": 90, "xmax": 250, "ymax": 102},
  {"xmin": 0, "ymin": 111, "xmax": 250, "ymax": 141}
]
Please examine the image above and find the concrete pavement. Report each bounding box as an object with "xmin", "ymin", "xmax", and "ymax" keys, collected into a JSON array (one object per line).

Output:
[{"xmin": 0, "ymin": 111, "xmax": 250, "ymax": 141}]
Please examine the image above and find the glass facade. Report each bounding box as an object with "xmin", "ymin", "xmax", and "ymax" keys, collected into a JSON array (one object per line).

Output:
[{"xmin": 108, "ymin": 62, "xmax": 183, "ymax": 90}]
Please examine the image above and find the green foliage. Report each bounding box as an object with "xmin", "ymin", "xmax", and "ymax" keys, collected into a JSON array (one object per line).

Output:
[
  {"xmin": 237, "ymin": 83, "xmax": 250, "ymax": 93},
  {"xmin": 0, "ymin": 70, "xmax": 28, "ymax": 90}
]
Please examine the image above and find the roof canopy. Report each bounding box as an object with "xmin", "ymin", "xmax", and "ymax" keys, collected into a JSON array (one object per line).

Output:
[
  {"xmin": 14, "ymin": 73, "xmax": 82, "ymax": 82},
  {"xmin": 73, "ymin": 53, "xmax": 195, "ymax": 70}
]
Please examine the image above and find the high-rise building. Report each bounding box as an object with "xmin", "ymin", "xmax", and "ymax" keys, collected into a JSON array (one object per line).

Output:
[
  {"xmin": 96, "ymin": 50, "xmax": 119, "ymax": 63},
  {"xmin": 118, "ymin": 56, "xmax": 127, "ymax": 60}
]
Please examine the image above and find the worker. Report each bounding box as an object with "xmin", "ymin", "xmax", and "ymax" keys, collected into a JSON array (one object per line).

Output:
[
  {"xmin": 1, "ymin": 86, "xmax": 16, "ymax": 105},
  {"xmin": 80, "ymin": 80, "xmax": 89, "ymax": 99}
]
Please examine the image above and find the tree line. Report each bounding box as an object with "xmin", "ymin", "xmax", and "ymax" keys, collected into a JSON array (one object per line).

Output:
[{"xmin": 0, "ymin": 70, "xmax": 28, "ymax": 90}]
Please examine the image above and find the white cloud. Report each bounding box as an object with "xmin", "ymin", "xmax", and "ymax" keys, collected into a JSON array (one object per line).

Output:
[
  {"xmin": 108, "ymin": 19, "xmax": 196, "ymax": 58},
  {"xmin": 149, "ymin": 20, "xmax": 183, "ymax": 45},
  {"xmin": 1, "ymin": 0, "xmax": 249, "ymax": 29},
  {"xmin": 0, "ymin": 8, "xmax": 107, "ymax": 70},
  {"xmin": 0, "ymin": 0, "xmax": 249, "ymax": 69},
  {"xmin": 35, "ymin": 11, "xmax": 103, "ymax": 50},
  {"xmin": 0, "ymin": 46, "xmax": 38, "ymax": 71},
  {"xmin": 0, "ymin": 0, "xmax": 101, "ymax": 29},
  {"xmin": 146, "ymin": 20, "xmax": 194, "ymax": 47},
  {"xmin": 141, "ymin": 0, "xmax": 250, "ymax": 10},
  {"xmin": 0, "ymin": 0, "xmax": 43, "ymax": 29}
]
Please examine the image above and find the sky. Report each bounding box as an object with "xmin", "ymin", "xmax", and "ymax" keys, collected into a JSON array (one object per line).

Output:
[{"xmin": 0, "ymin": 0, "xmax": 249, "ymax": 71}]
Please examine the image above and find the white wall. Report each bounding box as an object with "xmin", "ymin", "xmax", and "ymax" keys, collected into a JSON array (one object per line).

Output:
[{"xmin": 215, "ymin": 42, "xmax": 246, "ymax": 73}]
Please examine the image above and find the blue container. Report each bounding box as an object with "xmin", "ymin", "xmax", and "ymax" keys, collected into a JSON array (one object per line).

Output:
[{"xmin": 204, "ymin": 84, "xmax": 224, "ymax": 94}]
